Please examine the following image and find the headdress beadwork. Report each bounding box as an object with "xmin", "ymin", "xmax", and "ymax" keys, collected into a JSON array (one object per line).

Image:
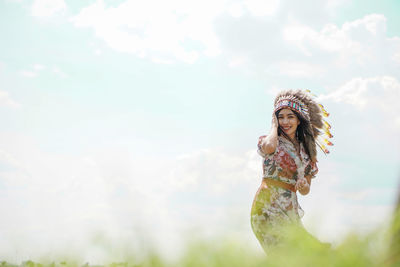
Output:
[{"xmin": 274, "ymin": 95, "xmax": 310, "ymax": 121}]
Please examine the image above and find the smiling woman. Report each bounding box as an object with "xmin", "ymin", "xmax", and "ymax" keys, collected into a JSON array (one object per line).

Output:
[{"xmin": 250, "ymin": 89, "xmax": 333, "ymax": 253}]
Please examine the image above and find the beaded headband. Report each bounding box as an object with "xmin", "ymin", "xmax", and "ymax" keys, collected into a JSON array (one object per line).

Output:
[{"xmin": 274, "ymin": 95, "xmax": 310, "ymax": 121}]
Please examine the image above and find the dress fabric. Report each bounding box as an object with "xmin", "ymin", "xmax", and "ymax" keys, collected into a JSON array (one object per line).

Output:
[{"xmin": 250, "ymin": 135, "xmax": 318, "ymax": 251}]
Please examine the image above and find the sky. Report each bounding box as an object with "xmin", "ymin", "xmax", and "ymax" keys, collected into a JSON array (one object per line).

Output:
[{"xmin": 0, "ymin": 0, "xmax": 400, "ymax": 264}]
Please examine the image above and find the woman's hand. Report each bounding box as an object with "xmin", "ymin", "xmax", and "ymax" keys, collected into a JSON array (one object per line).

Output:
[
  {"xmin": 271, "ymin": 113, "xmax": 279, "ymax": 130},
  {"xmin": 295, "ymin": 177, "xmax": 310, "ymax": 195},
  {"xmin": 259, "ymin": 113, "xmax": 279, "ymax": 155}
]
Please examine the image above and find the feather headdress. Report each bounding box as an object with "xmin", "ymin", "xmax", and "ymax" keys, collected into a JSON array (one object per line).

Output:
[{"xmin": 273, "ymin": 89, "xmax": 333, "ymax": 162}]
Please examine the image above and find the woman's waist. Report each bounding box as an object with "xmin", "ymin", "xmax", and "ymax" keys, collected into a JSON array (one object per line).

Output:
[
  {"xmin": 262, "ymin": 177, "xmax": 296, "ymax": 193},
  {"xmin": 263, "ymin": 176, "xmax": 296, "ymax": 185}
]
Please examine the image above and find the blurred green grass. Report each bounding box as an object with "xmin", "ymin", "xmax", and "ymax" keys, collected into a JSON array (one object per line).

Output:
[{"xmin": 1, "ymin": 208, "xmax": 399, "ymax": 267}]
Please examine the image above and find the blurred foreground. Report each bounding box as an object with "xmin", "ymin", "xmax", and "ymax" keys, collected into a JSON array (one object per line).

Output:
[{"xmin": 1, "ymin": 206, "xmax": 399, "ymax": 267}]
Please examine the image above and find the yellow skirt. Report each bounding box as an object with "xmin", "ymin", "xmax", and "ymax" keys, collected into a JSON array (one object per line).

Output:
[{"xmin": 250, "ymin": 184, "xmax": 304, "ymax": 252}]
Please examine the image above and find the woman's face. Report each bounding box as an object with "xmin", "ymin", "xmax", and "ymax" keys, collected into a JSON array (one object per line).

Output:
[{"xmin": 277, "ymin": 108, "xmax": 300, "ymax": 139}]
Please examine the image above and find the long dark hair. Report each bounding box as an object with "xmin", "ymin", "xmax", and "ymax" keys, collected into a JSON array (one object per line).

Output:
[{"xmin": 275, "ymin": 109, "xmax": 314, "ymax": 160}]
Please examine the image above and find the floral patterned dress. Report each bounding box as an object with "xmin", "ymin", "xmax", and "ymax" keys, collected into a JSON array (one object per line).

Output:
[{"xmin": 250, "ymin": 135, "xmax": 318, "ymax": 251}]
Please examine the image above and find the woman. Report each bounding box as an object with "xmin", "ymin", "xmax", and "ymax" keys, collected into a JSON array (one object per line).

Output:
[{"xmin": 250, "ymin": 89, "xmax": 333, "ymax": 252}]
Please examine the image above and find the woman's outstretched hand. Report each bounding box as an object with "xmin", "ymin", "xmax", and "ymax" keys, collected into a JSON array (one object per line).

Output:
[{"xmin": 295, "ymin": 177, "xmax": 310, "ymax": 195}]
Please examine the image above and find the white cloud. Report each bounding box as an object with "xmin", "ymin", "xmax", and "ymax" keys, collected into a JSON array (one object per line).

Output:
[
  {"xmin": 70, "ymin": 0, "xmax": 224, "ymax": 64},
  {"xmin": 20, "ymin": 70, "xmax": 37, "ymax": 78},
  {"xmin": 244, "ymin": 0, "xmax": 280, "ymax": 17},
  {"xmin": 217, "ymin": 11, "xmax": 400, "ymax": 81},
  {"xmin": 266, "ymin": 61, "xmax": 324, "ymax": 78},
  {"xmin": 227, "ymin": 2, "xmax": 245, "ymax": 18},
  {"xmin": 0, "ymin": 90, "xmax": 20, "ymax": 108},
  {"xmin": 20, "ymin": 64, "xmax": 68, "ymax": 79},
  {"xmin": 31, "ymin": 0, "xmax": 66, "ymax": 17},
  {"xmin": 228, "ymin": 56, "xmax": 248, "ymax": 68},
  {"xmin": 338, "ymin": 187, "xmax": 397, "ymax": 202},
  {"xmin": 168, "ymin": 148, "xmax": 259, "ymax": 193},
  {"xmin": 0, "ymin": 134, "xmax": 181, "ymax": 263},
  {"xmin": 33, "ymin": 64, "xmax": 45, "ymax": 71},
  {"xmin": 282, "ymin": 14, "xmax": 400, "ymax": 71},
  {"xmin": 283, "ymin": 22, "xmax": 313, "ymax": 42},
  {"xmin": 299, "ymin": 160, "xmax": 396, "ymax": 244},
  {"xmin": 393, "ymin": 50, "xmax": 400, "ymax": 64},
  {"xmin": 20, "ymin": 64, "xmax": 45, "ymax": 78},
  {"xmin": 343, "ymin": 13, "xmax": 386, "ymax": 36},
  {"xmin": 0, "ymin": 149, "xmax": 22, "ymax": 168},
  {"xmin": 69, "ymin": 0, "xmax": 398, "ymax": 74},
  {"xmin": 52, "ymin": 66, "xmax": 68, "ymax": 78},
  {"xmin": 320, "ymin": 76, "xmax": 400, "ymax": 131},
  {"xmin": 326, "ymin": 0, "xmax": 350, "ymax": 9}
]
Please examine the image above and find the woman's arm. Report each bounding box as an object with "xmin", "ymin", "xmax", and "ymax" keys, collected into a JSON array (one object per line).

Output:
[
  {"xmin": 305, "ymin": 175, "xmax": 312, "ymax": 187},
  {"xmin": 297, "ymin": 161, "xmax": 318, "ymax": 195},
  {"xmin": 260, "ymin": 114, "xmax": 279, "ymax": 155}
]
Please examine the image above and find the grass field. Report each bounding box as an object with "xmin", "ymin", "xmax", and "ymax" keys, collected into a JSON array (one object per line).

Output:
[{"xmin": 1, "ymin": 208, "xmax": 399, "ymax": 267}]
